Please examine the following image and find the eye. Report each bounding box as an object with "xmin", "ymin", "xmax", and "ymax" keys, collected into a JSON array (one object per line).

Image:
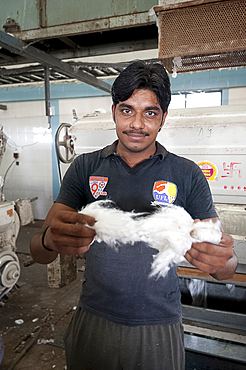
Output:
[
  {"xmin": 121, "ymin": 108, "xmax": 132, "ymax": 115},
  {"xmin": 145, "ymin": 111, "xmax": 156, "ymax": 117}
]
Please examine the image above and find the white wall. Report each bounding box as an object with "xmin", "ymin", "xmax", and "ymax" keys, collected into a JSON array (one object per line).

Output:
[
  {"xmin": 59, "ymin": 96, "xmax": 112, "ymax": 120},
  {"xmin": 228, "ymin": 87, "xmax": 246, "ymax": 105},
  {"xmin": 0, "ymin": 96, "xmax": 115, "ymax": 219},
  {"xmin": 0, "ymin": 84, "xmax": 245, "ymax": 220},
  {"xmin": 0, "ymin": 101, "xmax": 53, "ymax": 220},
  {"xmin": 58, "ymin": 96, "xmax": 114, "ymax": 177}
]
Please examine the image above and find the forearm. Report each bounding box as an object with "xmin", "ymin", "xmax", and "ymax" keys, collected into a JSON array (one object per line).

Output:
[
  {"xmin": 30, "ymin": 203, "xmax": 96, "ymax": 264},
  {"xmin": 30, "ymin": 225, "xmax": 58, "ymax": 265},
  {"xmin": 210, "ymin": 250, "xmax": 238, "ymax": 281}
]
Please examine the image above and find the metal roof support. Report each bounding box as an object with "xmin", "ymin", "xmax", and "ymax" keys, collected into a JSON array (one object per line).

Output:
[
  {"xmin": 0, "ymin": 31, "xmax": 112, "ymax": 93},
  {"xmin": 44, "ymin": 66, "xmax": 51, "ymax": 129}
]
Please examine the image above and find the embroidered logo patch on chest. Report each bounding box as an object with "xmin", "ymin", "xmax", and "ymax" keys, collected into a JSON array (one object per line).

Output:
[
  {"xmin": 89, "ymin": 176, "xmax": 108, "ymax": 199},
  {"xmin": 153, "ymin": 181, "xmax": 177, "ymax": 206}
]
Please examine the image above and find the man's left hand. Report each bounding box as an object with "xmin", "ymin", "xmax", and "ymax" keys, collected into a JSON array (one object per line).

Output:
[{"xmin": 185, "ymin": 231, "xmax": 237, "ymax": 280}]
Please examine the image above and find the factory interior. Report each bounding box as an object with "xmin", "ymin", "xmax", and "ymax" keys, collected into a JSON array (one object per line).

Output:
[{"xmin": 0, "ymin": 0, "xmax": 245, "ymax": 369}]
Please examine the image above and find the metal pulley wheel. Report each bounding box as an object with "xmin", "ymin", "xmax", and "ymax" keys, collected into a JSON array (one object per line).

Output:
[
  {"xmin": 55, "ymin": 122, "xmax": 75, "ymax": 163},
  {"xmin": 0, "ymin": 251, "xmax": 20, "ymax": 297}
]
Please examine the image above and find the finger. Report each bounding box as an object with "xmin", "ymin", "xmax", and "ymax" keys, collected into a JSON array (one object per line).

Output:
[
  {"xmin": 185, "ymin": 252, "xmax": 223, "ymax": 274},
  {"xmin": 59, "ymin": 223, "xmax": 96, "ymax": 238},
  {"xmin": 57, "ymin": 211, "xmax": 96, "ymax": 227},
  {"xmin": 185, "ymin": 247, "xmax": 229, "ymax": 267},
  {"xmin": 191, "ymin": 238, "xmax": 233, "ymax": 258},
  {"xmin": 59, "ymin": 244, "xmax": 91, "ymax": 257},
  {"xmin": 51, "ymin": 218, "xmax": 96, "ymax": 239},
  {"xmin": 185, "ymin": 238, "xmax": 233, "ymax": 270},
  {"xmin": 193, "ymin": 218, "xmax": 200, "ymax": 223},
  {"xmin": 219, "ymin": 232, "xmax": 234, "ymax": 248},
  {"xmin": 77, "ymin": 213, "xmax": 96, "ymax": 227},
  {"xmin": 51, "ymin": 229, "xmax": 95, "ymax": 247}
]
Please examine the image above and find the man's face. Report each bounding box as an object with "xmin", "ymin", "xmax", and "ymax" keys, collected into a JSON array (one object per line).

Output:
[{"xmin": 112, "ymin": 89, "xmax": 167, "ymax": 156}]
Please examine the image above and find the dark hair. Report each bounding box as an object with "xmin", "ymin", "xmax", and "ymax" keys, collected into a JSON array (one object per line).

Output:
[{"xmin": 111, "ymin": 60, "xmax": 171, "ymax": 113}]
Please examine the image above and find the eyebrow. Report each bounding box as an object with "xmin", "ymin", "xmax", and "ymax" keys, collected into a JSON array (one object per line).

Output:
[
  {"xmin": 145, "ymin": 106, "xmax": 161, "ymax": 112},
  {"xmin": 118, "ymin": 103, "xmax": 133, "ymax": 109},
  {"xmin": 118, "ymin": 103, "xmax": 161, "ymax": 112}
]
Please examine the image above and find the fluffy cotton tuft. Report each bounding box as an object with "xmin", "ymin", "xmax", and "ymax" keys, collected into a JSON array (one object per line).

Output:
[
  {"xmin": 79, "ymin": 200, "xmax": 141, "ymax": 246},
  {"xmin": 79, "ymin": 201, "xmax": 222, "ymax": 279}
]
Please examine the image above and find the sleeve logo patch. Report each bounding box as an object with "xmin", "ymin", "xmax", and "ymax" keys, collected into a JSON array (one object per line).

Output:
[
  {"xmin": 89, "ymin": 176, "xmax": 108, "ymax": 199},
  {"xmin": 153, "ymin": 181, "xmax": 177, "ymax": 206}
]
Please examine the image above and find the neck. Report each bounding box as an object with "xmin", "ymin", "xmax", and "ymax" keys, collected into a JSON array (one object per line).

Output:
[{"xmin": 116, "ymin": 143, "xmax": 156, "ymax": 167}]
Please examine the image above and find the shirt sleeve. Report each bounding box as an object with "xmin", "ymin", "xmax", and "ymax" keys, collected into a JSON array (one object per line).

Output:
[
  {"xmin": 55, "ymin": 156, "xmax": 87, "ymax": 211},
  {"xmin": 185, "ymin": 164, "xmax": 218, "ymax": 220}
]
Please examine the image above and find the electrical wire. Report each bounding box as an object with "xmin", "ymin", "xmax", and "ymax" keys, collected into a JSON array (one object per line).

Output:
[
  {"xmin": 6, "ymin": 135, "xmax": 39, "ymax": 149},
  {"xmin": 2, "ymin": 159, "xmax": 15, "ymax": 193},
  {"xmin": 4, "ymin": 129, "xmax": 50, "ymax": 150},
  {"xmin": 1, "ymin": 129, "xmax": 51, "ymax": 194}
]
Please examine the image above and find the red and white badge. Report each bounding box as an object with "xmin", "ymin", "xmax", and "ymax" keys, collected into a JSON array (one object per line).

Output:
[{"xmin": 89, "ymin": 176, "xmax": 108, "ymax": 199}]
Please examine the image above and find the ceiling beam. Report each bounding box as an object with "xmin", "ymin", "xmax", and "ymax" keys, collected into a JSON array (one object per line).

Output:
[
  {"xmin": 0, "ymin": 38, "xmax": 158, "ymax": 67},
  {"xmin": 59, "ymin": 37, "xmax": 78, "ymax": 49},
  {"xmin": 0, "ymin": 31, "xmax": 112, "ymax": 93},
  {"xmin": 50, "ymin": 38, "xmax": 158, "ymax": 62},
  {"xmin": 0, "ymin": 51, "xmax": 17, "ymax": 62},
  {"xmin": 0, "ymin": 66, "xmax": 44, "ymax": 77}
]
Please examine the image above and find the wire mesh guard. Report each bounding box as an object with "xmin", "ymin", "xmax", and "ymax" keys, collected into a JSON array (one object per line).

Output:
[{"xmin": 156, "ymin": 0, "xmax": 246, "ymax": 73}]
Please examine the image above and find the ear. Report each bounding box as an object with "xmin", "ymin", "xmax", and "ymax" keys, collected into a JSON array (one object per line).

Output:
[
  {"xmin": 158, "ymin": 111, "xmax": 168, "ymax": 132},
  {"xmin": 111, "ymin": 104, "xmax": 116, "ymax": 123}
]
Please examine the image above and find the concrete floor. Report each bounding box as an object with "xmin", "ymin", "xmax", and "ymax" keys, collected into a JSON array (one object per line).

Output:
[
  {"xmin": 0, "ymin": 221, "xmax": 85, "ymax": 370},
  {"xmin": 1, "ymin": 222, "xmax": 245, "ymax": 370}
]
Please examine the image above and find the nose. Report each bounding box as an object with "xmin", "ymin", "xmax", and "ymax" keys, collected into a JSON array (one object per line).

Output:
[{"xmin": 130, "ymin": 112, "xmax": 145, "ymax": 130}]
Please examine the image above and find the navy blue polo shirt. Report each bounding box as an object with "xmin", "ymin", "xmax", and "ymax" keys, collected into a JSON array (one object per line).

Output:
[{"xmin": 56, "ymin": 141, "xmax": 217, "ymax": 326}]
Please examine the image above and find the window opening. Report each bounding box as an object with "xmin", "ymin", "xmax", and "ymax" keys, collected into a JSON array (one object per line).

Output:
[{"xmin": 169, "ymin": 90, "xmax": 222, "ymax": 109}]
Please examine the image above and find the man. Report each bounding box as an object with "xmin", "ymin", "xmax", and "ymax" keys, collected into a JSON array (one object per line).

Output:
[{"xmin": 30, "ymin": 61, "xmax": 237, "ymax": 370}]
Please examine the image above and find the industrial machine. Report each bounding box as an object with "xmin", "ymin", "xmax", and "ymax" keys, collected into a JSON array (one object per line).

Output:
[
  {"xmin": 62, "ymin": 105, "xmax": 246, "ymax": 269},
  {"xmin": 0, "ymin": 200, "xmax": 20, "ymax": 299},
  {"xmin": 55, "ymin": 104, "xmax": 246, "ymax": 367},
  {"xmin": 0, "ymin": 127, "xmax": 21, "ymax": 299},
  {"xmin": 0, "ymin": 127, "xmax": 35, "ymax": 300}
]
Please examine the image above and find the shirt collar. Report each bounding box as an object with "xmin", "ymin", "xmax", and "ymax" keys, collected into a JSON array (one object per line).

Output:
[{"xmin": 101, "ymin": 140, "xmax": 168, "ymax": 160}]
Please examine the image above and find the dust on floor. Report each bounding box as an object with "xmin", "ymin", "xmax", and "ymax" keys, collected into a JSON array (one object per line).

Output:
[{"xmin": 0, "ymin": 222, "xmax": 85, "ymax": 370}]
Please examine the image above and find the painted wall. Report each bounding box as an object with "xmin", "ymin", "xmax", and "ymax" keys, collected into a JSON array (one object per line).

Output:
[
  {"xmin": 58, "ymin": 96, "xmax": 114, "ymax": 178},
  {"xmin": 0, "ymin": 101, "xmax": 53, "ymax": 220},
  {"xmin": 228, "ymin": 87, "xmax": 246, "ymax": 106},
  {"xmin": 1, "ymin": 0, "xmax": 156, "ymax": 33},
  {"xmin": 0, "ymin": 81, "xmax": 112, "ymax": 219},
  {"xmin": 0, "ymin": 67, "xmax": 245, "ymax": 219}
]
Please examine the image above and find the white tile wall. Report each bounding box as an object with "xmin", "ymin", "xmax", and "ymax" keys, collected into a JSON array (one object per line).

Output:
[
  {"xmin": 58, "ymin": 96, "xmax": 116, "ymax": 177},
  {"xmin": 58, "ymin": 96, "xmax": 113, "ymax": 121},
  {"xmin": 0, "ymin": 86, "xmax": 245, "ymax": 221},
  {"xmin": 0, "ymin": 101, "xmax": 53, "ymax": 220}
]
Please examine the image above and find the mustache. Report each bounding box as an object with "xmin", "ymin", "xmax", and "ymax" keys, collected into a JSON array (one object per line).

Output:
[{"xmin": 123, "ymin": 130, "xmax": 150, "ymax": 136}]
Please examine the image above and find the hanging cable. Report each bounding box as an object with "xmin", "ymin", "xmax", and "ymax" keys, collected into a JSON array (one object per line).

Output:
[{"xmin": 2, "ymin": 159, "xmax": 15, "ymax": 193}]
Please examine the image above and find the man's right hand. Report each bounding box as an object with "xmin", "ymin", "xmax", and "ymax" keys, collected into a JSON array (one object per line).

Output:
[
  {"xmin": 47, "ymin": 209, "xmax": 96, "ymax": 255},
  {"xmin": 30, "ymin": 203, "xmax": 96, "ymax": 264}
]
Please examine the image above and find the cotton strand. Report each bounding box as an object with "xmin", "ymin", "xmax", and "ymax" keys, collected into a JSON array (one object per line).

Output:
[{"xmin": 79, "ymin": 201, "xmax": 222, "ymax": 278}]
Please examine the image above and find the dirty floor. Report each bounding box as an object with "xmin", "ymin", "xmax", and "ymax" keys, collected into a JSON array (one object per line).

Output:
[
  {"xmin": 1, "ymin": 223, "xmax": 246, "ymax": 370},
  {"xmin": 0, "ymin": 221, "xmax": 85, "ymax": 370}
]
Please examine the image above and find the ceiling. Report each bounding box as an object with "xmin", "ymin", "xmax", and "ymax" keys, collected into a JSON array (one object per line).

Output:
[
  {"xmin": 1, "ymin": 0, "xmax": 245, "ymax": 90},
  {"xmin": 0, "ymin": 24, "xmax": 158, "ymax": 90}
]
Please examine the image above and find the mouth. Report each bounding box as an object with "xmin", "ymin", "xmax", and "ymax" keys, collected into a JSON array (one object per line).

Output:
[{"xmin": 123, "ymin": 130, "xmax": 149, "ymax": 140}]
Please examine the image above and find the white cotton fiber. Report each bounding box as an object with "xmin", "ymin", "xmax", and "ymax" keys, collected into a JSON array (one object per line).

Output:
[
  {"xmin": 79, "ymin": 201, "xmax": 222, "ymax": 279},
  {"xmin": 79, "ymin": 200, "xmax": 140, "ymax": 246}
]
